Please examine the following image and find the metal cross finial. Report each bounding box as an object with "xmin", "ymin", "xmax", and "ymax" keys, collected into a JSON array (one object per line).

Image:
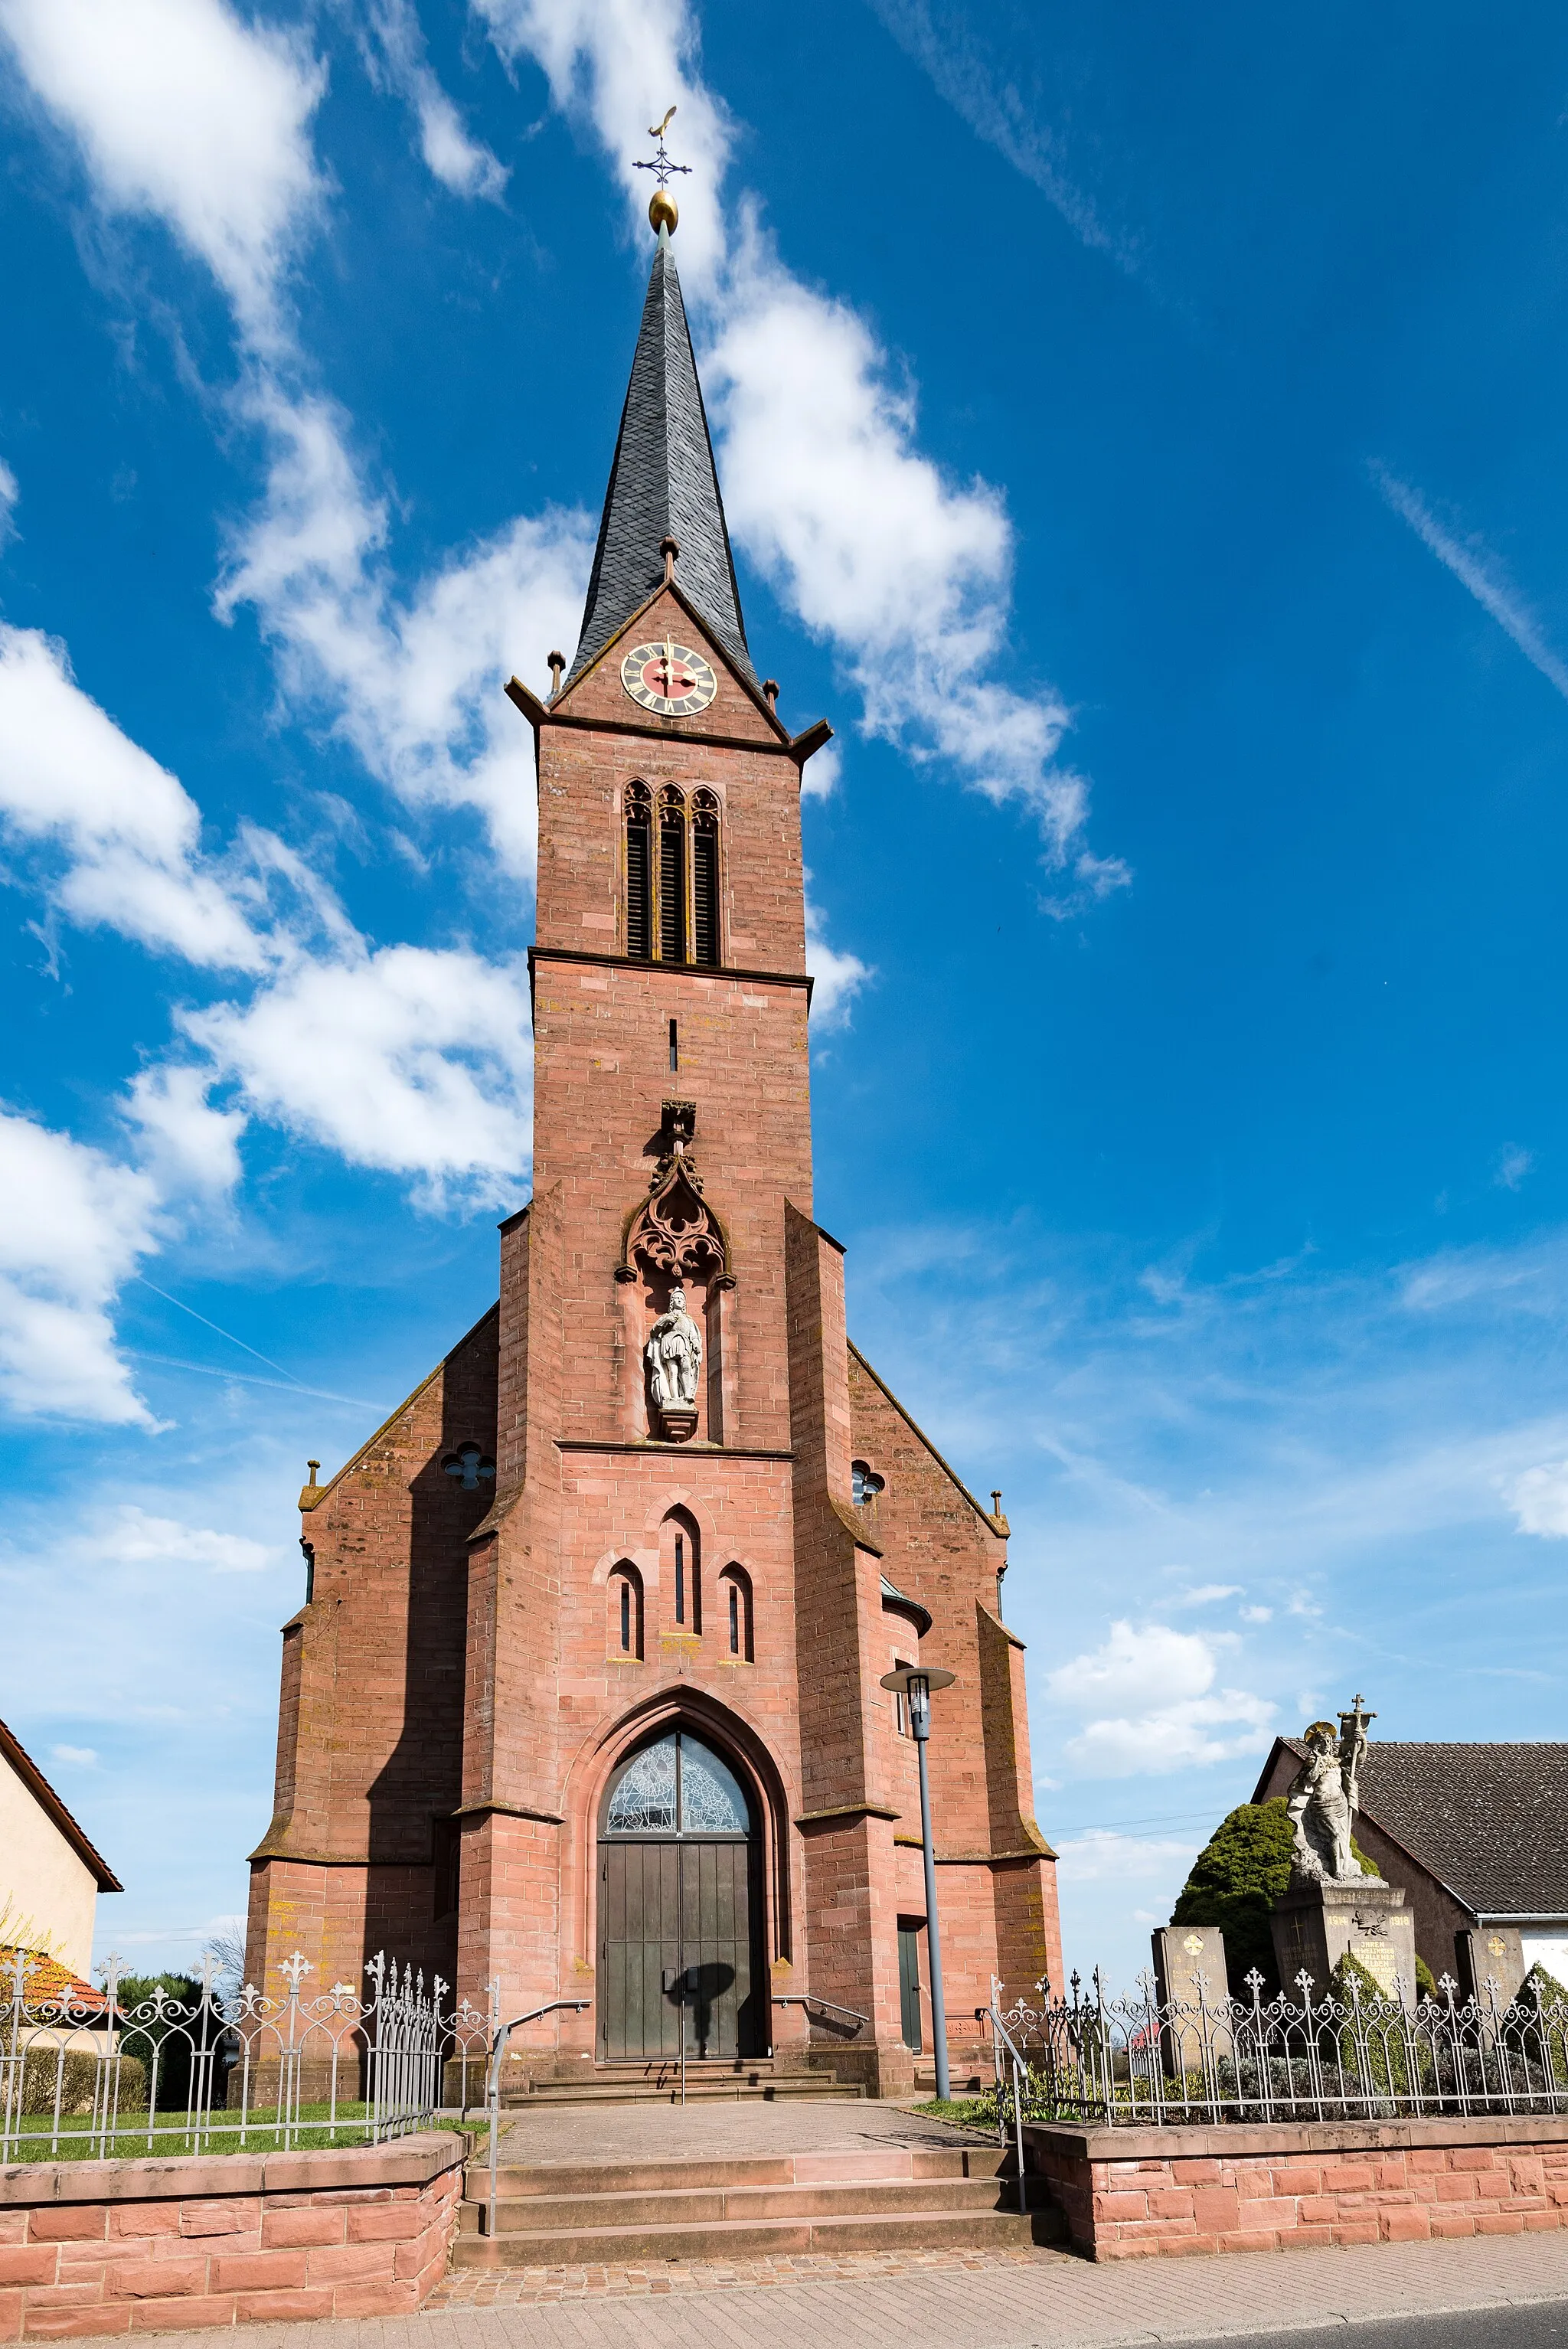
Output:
[{"xmin": 635, "ymin": 105, "xmax": 692, "ymax": 235}]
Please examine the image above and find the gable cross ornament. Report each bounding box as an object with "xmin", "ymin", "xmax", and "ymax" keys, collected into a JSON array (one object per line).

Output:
[{"xmin": 635, "ymin": 104, "xmax": 691, "ymax": 235}]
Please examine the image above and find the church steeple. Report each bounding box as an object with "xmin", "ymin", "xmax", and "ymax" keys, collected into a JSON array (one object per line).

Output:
[{"xmin": 566, "ymin": 225, "xmax": 758, "ymax": 694}]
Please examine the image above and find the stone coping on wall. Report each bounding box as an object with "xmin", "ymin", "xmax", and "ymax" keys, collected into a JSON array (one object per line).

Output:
[
  {"xmin": 0, "ymin": 2129, "xmax": 466, "ymax": 2207},
  {"xmin": 1024, "ymin": 2113, "xmax": 1568, "ymax": 2164},
  {"xmin": 1022, "ymin": 2114, "xmax": 1568, "ymax": 2262},
  {"xmin": 0, "ymin": 2132, "xmax": 468, "ymax": 2337}
]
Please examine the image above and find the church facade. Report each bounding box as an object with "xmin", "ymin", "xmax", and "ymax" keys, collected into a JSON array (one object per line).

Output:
[{"xmin": 247, "ymin": 217, "xmax": 1060, "ymax": 2094}]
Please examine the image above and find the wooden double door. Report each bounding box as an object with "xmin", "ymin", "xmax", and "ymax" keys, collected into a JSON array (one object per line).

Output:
[{"xmin": 596, "ymin": 1730, "xmax": 761, "ymax": 2061}]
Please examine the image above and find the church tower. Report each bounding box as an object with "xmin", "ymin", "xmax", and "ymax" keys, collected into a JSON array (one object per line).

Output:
[{"xmin": 249, "ymin": 208, "xmax": 1060, "ymax": 2095}]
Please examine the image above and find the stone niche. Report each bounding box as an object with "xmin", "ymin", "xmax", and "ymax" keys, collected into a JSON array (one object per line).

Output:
[
  {"xmin": 618, "ymin": 1105, "xmax": 733, "ymax": 1446},
  {"xmin": 1271, "ymin": 1877, "xmax": 1418, "ymax": 2006}
]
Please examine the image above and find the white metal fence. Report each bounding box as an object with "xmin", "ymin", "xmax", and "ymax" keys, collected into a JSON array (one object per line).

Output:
[
  {"xmin": 1, "ymin": 1950, "xmax": 492, "ymax": 2164},
  {"xmin": 988, "ymin": 1965, "xmax": 1568, "ymax": 2131}
]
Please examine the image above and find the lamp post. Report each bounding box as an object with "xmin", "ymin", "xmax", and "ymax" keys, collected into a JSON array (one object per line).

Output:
[{"xmin": 880, "ymin": 1663, "xmax": 956, "ymax": 2099}]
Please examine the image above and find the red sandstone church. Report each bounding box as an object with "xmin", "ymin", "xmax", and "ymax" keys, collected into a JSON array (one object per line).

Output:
[{"xmin": 247, "ymin": 211, "xmax": 1061, "ymax": 2095}]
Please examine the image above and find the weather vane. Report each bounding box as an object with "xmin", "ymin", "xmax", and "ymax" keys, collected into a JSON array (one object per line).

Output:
[{"xmin": 634, "ymin": 105, "xmax": 691, "ymax": 237}]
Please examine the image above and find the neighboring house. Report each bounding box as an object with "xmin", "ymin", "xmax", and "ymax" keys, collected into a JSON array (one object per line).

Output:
[
  {"xmin": 0, "ymin": 1718, "xmax": 120, "ymax": 1983},
  {"xmin": 1253, "ymin": 1737, "xmax": 1568, "ymax": 2001}
]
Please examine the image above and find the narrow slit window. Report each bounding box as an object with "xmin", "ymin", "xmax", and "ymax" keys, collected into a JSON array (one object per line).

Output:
[
  {"xmin": 728, "ymin": 1583, "xmax": 739, "ymax": 1654},
  {"xmin": 658, "ymin": 792, "xmax": 687, "ymax": 961},
  {"xmin": 626, "ymin": 786, "xmax": 652, "ymax": 960},
  {"xmin": 620, "ymin": 1580, "xmax": 632, "ymax": 1651},
  {"xmin": 692, "ymin": 794, "xmax": 720, "ymax": 967},
  {"xmin": 675, "ymin": 1534, "xmax": 685, "ymax": 1625},
  {"xmin": 668, "ymin": 1018, "xmax": 678, "ymax": 1073}
]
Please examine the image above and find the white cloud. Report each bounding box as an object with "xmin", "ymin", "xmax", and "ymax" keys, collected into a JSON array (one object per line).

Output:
[
  {"xmin": 1495, "ymin": 1145, "xmax": 1534, "ymax": 1192},
  {"xmin": 864, "ymin": 0, "xmax": 1137, "ymax": 275},
  {"xmin": 1054, "ymin": 1829, "xmax": 1199, "ymax": 1886},
  {"xmin": 0, "ymin": 1108, "xmax": 162, "ymax": 1424},
  {"xmin": 361, "ymin": 0, "xmax": 508, "ymax": 201},
  {"xmin": 81, "ymin": 1502, "xmax": 273, "ymax": 1574},
  {"xmin": 125, "ymin": 1064, "xmax": 246, "ymax": 1198},
  {"xmin": 180, "ymin": 943, "xmax": 533, "ymax": 1206},
  {"xmin": 217, "ymin": 387, "xmax": 593, "ymax": 874},
  {"xmin": 0, "ymin": 626, "xmax": 267, "ymax": 969},
  {"xmin": 1044, "ymin": 1619, "xmax": 1275, "ymax": 1777},
  {"xmin": 799, "ymin": 739, "xmax": 841, "ymax": 802},
  {"xmin": 1239, "ymin": 1603, "xmax": 1273, "ymax": 1624},
  {"xmin": 804, "ymin": 889, "xmax": 871, "ymax": 1031},
  {"xmin": 0, "ymin": 0, "xmax": 325, "ymax": 345},
  {"xmin": 50, "ymin": 1745, "xmax": 99, "ymax": 1768},
  {"xmin": 1506, "ymin": 1460, "xmax": 1568, "ymax": 1539},
  {"xmin": 1172, "ymin": 1583, "xmax": 1242, "ymax": 1607},
  {"xmin": 1371, "ymin": 464, "xmax": 1568, "ymax": 704},
  {"xmin": 472, "ymin": 0, "xmax": 1119, "ymax": 877},
  {"xmin": 0, "ymin": 456, "xmax": 18, "ymax": 546},
  {"xmin": 472, "ymin": 0, "xmax": 733, "ymax": 285}
]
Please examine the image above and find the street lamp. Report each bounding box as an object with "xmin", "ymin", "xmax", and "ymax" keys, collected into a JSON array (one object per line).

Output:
[{"xmin": 880, "ymin": 1662, "xmax": 957, "ymax": 2099}]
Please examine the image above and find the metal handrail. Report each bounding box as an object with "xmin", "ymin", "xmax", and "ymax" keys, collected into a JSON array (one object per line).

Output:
[
  {"xmin": 485, "ymin": 2001, "xmax": 590, "ymax": 2240},
  {"xmin": 773, "ymin": 1994, "xmax": 868, "ymax": 2032},
  {"xmin": 985, "ymin": 1986, "xmax": 1028, "ymax": 2210}
]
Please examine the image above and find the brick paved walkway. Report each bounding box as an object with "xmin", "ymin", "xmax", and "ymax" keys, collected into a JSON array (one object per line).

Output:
[{"xmin": 131, "ymin": 2227, "xmax": 1568, "ymax": 2348}]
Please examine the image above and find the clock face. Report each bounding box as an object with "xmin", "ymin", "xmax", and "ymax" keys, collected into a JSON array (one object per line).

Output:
[{"xmin": 620, "ymin": 639, "xmax": 717, "ymax": 717}]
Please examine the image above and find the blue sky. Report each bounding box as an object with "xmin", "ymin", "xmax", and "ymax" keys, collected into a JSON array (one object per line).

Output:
[{"xmin": 2, "ymin": 0, "xmax": 1566, "ymax": 1995}]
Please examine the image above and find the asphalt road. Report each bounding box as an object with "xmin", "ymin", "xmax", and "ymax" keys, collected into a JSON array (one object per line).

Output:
[{"xmin": 1173, "ymin": 2305, "xmax": 1568, "ymax": 2349}]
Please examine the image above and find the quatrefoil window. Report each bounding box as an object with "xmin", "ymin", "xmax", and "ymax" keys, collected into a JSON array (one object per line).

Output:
[{"xmin": 443, "ymin": 1443, "xmax": 495, "ymax": 1491}]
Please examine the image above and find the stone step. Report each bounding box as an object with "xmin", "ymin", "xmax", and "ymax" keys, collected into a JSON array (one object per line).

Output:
[
  {"xmin": 461, "ymin": 2174, "xmax": 1020, "ymax": 2234},
  {"xmin": 502, "ymin": 2076, "xmax": 864, "ymax": 2106},
  {"xmin": 451, "ymin": 2204, "xmax": 1059, "ymax": 2268},
  {"xmin": 469, "ymin": 2148, "xmax": 1011, "ymax": 2200}
]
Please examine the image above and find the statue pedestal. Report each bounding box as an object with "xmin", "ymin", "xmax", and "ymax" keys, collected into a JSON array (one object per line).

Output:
[
  {"xmin": 655, "ymin": 1404, "xmax": 697, "ymax": 1443},
  {"xmin": 1270, "ymin": 1878, "xmax": 1417, "ymax": 2006}
]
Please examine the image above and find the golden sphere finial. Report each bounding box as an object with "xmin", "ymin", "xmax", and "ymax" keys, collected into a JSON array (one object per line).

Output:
[{"xmin": 648, "ymin": 188, "xmax": 678, "ymax": 236}]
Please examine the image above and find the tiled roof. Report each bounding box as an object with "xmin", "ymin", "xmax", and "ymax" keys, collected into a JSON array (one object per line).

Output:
[
  {"xmin": 567, "ymin": 227, "xmax": 757, "ymax": 694},
  {"xmin": 0, "ymin": 1946, "xmax": 106, "ymax": 2013},
  {"xmin": 1271, "ymin": 1737, "xmax": 1568, "ymax": 1919}
]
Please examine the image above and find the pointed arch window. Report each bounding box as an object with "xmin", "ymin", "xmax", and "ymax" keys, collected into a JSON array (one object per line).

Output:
[
  {"xmin": 663, "ymin": 1507, "xmax": 701, "ymax": 1634},
  {"xmin": 720, "ymin": 1564, "xmax": 753, "ymax": 1661},
  {"xmin": 658, "ymin": 788, "xmax": 687, "ymax": 962},
  {"xmin": 609, "ymin": 1562, "xmax": 645, "ymax": 1659},
  {"xmin": 626, "ymin": 783, "xmax": 652, "ymax": 961},
  {"xmin": 692, "ymin": 792, "xmax": 720, "ymax": 968}
]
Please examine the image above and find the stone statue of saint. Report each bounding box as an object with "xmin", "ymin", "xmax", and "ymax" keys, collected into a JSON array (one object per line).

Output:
[
  {"xmin": 646, "ymin": 1285, "xmax": 702, "ymax": 1413},
  {"xmin": 1285, "ymin": 1701, "xmax": 1377, "ymax": 1885}
]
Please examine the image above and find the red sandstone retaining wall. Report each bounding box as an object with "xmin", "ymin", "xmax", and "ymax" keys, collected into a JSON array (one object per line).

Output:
[
  {"xmin": 0, "ymin": 2131, "xmax": 466, "ymax": 2338},
  {"xmin": 1023, "ymin": 2115, "xmax": 1568, "ymax": 2260}
]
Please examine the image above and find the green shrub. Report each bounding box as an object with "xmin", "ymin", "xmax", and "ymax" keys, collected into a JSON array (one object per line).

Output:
[
  {"xmin": 16, "ymin": 2051, "xmax": 148, "ymax": 2117},
  {"xmin": 1415, "ymin": 1955, "xmax": 1438, "ymax": 2002},
  {"xmin": 1172, "ymin": 1801, "xmax": 1295, "ymax": 1995}
]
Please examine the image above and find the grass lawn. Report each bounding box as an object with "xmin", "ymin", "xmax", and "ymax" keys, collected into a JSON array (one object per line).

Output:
[{"xmin": 2, "ymin": 2103, "xmax": 476, "ymax": 2164}]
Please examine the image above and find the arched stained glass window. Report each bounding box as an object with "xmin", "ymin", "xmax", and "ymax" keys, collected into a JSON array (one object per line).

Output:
[{"xmin": 603, "ymin": 1730, "xmax": 749, "ymax": 1838}]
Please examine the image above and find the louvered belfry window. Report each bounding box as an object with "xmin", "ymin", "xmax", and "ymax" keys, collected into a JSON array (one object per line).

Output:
[
  {"xmin": 692, "ymin": 792, "xmax": 720, "ymax": 967},
  {"xmin": 658, "ymin": 788, "xmax": 687, "ymax": 962},
  {"xmin": 626, "ymin": 783, "xmax": 652, "ymax": 960}
]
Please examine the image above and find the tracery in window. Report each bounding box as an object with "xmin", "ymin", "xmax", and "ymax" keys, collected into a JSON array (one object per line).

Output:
[
  {"xmin": 851, "ymin": 1460, "xmax": 885, "ymax": 1507},
  {"xmin": 603, "ymin": 1730, "xmax": 749, "ymax": 1837},
  {"xmin": 626, "ymin": 783, "xmax": 652, "ymax": 960},
  {"xmin": 443, "ymin": 1443, "xmax": 496, "ymax": 1491},
  {"xmin": 692, "ymin": 791, "xmax": 720, "ymax": 967},
  {"xmin": 658, "ymin": 787, "xmax": 686, "ymax": 962}
]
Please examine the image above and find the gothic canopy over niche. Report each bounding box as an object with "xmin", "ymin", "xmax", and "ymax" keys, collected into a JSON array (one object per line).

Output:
[{"xmin": 619, "ymin": 1101, "xmax": 728, "ymax": 1285}]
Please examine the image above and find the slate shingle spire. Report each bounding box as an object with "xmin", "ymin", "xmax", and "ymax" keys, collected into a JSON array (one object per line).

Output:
[{"xmin": 567, "ymin": 224, "xmax": 758, "ymax": 694}]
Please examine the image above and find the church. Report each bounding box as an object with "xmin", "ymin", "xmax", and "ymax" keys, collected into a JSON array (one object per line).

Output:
[{"xmin": 247, "ymin": 194, "xmax": 1061, "ymax": 2097}]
